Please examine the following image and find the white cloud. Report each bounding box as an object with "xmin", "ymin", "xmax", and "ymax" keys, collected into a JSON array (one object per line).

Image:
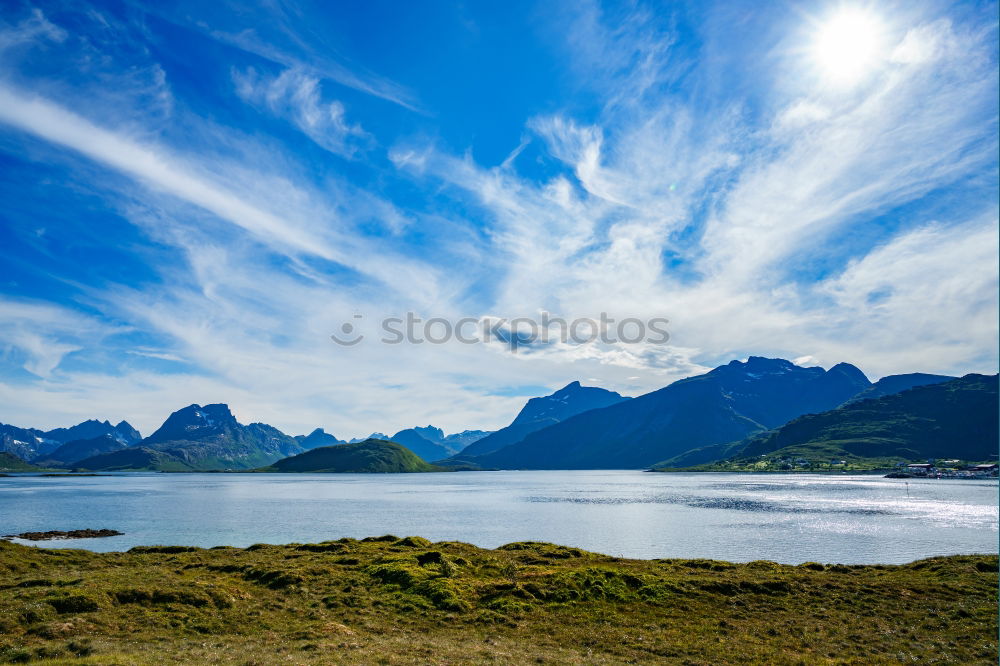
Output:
[
  {"xmin": 0, "ymin": 84, "xmax": 445, "ymax": 302},
  {"xmin": 890, "ymin": 20, "xmax": 957, "ymax": 65},
  {"xmin": 208, "ymin": 25, "xmax": 423, "ymax": 113},
  {"xmin": 233, "ymin": 66, "xmax": 369, "ymax": 157},
  {"xmin": 0, "ymin": 2, "xmax": 994, "ymax": 440},
  {"xmin": 386, "ymin": 5, "xmax": 997, "ymax": 387},
  {"xmin": 814, "ymin": 215, "xmax": 999, "ymax": 375},
  {"xmin": 702, "ymin": 31, "xmax": 996, "ymax": 284},
  {"xmin": 775, "ymin": 100, "xmax": 830, "ymax": 129},
  {"xmin": 0, "ymin": 298, "xmax": 118, "ymax": 378},
  {"xmin": 0, "ymin": 85, "xmax": 334, "ymax": 258},
  {"xmin": 0, "ymin": 8, "xmax": 66, "ymax": 53}
]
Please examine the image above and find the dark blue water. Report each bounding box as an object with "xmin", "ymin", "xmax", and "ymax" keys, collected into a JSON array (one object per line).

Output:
[{"xmin": 1, "ymin": 471, "xmax": 995, "ymax": 564}]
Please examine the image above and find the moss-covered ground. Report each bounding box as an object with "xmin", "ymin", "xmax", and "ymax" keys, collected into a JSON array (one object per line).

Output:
[{"xmin": 0, "ymin": 537, "xmax": 995, "ymax": 664}]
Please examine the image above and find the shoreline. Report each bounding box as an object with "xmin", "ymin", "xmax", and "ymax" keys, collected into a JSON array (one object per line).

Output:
[
  {"xmin": 4, "ymin": 467, "xmax": 998, "ymax": 477},
  {"xmin": 5, "ymin": 531, "xmax": 997, "ymax": 565},
  {"xmin": 6, "ymin": 538, "xmax": 997, "ymax": 565}
]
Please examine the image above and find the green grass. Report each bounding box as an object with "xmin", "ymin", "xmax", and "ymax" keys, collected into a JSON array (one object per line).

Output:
[{"xmin": 0, "ymin": 538, "xmax": 995, "ymax": 664}]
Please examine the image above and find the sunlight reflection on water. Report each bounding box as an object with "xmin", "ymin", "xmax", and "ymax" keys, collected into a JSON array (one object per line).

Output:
[{"xmin": 1, "ymin": 471, "xmax": 995, "ymax": 564}]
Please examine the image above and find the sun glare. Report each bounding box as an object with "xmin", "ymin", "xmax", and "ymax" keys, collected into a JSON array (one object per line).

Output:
[{"xmin": 811, "ymin": 7, "xmax": 885, "ymax": 85}]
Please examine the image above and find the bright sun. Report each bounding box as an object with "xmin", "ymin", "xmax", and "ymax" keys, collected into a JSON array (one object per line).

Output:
[{"xmin": 811, "ymin": 8, "xmax": 885, "ymax": 84}]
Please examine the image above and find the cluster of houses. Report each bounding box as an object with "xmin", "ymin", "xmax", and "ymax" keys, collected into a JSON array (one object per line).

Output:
[
  {"xmin": 900, "ymin": 461, "xmax": 998, "ymax": 479},
  {"xmin": 756, "ymin": 456, "xmax": 998, "ymax": 477}
]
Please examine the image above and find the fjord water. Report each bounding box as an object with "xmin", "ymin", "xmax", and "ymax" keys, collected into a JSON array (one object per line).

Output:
[{"xmin": 1, "ymin": 471, "xmax": 995, "ymax": 564}]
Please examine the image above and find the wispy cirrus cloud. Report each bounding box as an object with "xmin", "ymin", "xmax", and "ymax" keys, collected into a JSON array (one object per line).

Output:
[
  {"xmin": 703, "ymin": 18, "xmax": 997, "ymax": 284},
  {"xmin": 0, "ymin": 297, "xmax": 120, "ymax": 378},
  {"xmin": 233, "ymin": 66, "xmax": 370, "ymax": 157},
  {"xmin": 0, "ymin": 7, "xmax": 65, "ymax": 52},
  {"xmin": 133, "ymin": 0, "xmax": 424, "ymax": 113},
  {"xmin": 389, "ymin": 1, "xmax": 998, "ymax": 381},
  {"xmin": 211, "ymin": 26, "xmax": 423, "ymax": 113},
  {"xmin": 0, "ymin": 0, "xmax": 994, "ymax": 438},
  {"xmin": 0, "ymin": 84, "xmax": 339, "ymax": 258},
  {"xmin": 0, "ymin": 82, "xmax": 447, "ymax": 305}
]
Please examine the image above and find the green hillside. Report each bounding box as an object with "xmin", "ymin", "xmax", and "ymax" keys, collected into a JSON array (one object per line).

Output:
[
  {"xmin": 260, "ymin": 439, "xmax": 445, "ymax": 473},
  {"xmin": 0, "ymin": 451, "xmax": 44, "ymax": 472},
  {"xmin": 74, "ymin": 447, "xmax": 196, "ymax": 472}
]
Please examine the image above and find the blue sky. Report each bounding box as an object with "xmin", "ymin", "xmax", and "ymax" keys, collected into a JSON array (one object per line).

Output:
[{"xmin": 0, "ymin": 0, "xmax": 996, "ymax": 437}]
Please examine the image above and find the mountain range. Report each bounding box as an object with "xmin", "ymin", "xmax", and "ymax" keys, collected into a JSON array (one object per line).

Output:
[
  {"xmin": 387, "ymin": 426, "xmax": 493, "ymax": 461},
  {"xmin": 53, "ymin": 404, "xmax": 307, "ymax": 471},
  {"xmin": 0, "ymin": 357, "xmax": 993, "ymax": 472},
  {"xmin": 462, "ymin": 358, "xmax": 873, "ymax": 469},
  {"xmin": 654, "ymin": 372, "xmax": 963, "ymax": 467},
  {"xmin": 83, "ymin": 403, "xmax": 305, "ymax": 470},
  {"xmin": 296, "ymin": 425, "xmax": 493, "ymax": 462},
  {"xmin": 44, "ymin": 419, "xmax": 141, "ymax": 447},
  {"xmin": 34, "ymin": 434, "xmax": 132, "ymax": 467},
  {"xmin": 706, "ymin": 373, "xmax": 997, "ymax": 465},
  {"xmin": 0, "ymin": 418, "xmax": 141, "ymax": 462},
  {"xmin": 294, "ymin": 428, "xmax": 343, "ymax": 450}
]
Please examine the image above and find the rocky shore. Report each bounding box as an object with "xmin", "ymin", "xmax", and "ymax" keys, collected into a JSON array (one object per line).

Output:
[{"xmin": 2, "ymin": 529, "xmax": 122, "ymax": 541}]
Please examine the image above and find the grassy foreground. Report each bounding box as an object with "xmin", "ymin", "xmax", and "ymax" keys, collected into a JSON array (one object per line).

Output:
[{"xmin": 0, "ymin": 538, "xmax": 996, "ymax": 665}]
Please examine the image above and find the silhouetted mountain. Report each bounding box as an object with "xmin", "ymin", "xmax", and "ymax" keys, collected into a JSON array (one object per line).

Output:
[
  {"xmin": 389, "ymin": 427, "xmax": 453, "ymax": 462},
  {"xmin": 411, "ymin": 425, "xmax": 445, "ymax": 442},
  {"xmin": 44, "ymin": 419, "xmax": 141, "ymax": 446},
  {"xmin": 714, "ymin": 374, "xmax": 998, "ymax": 464},
  {"xmin": 471, "ymin": 358, "xmax": 871, "ymax": 469},
  {"xmin": 457, "ymin": 382, "xmax": 628, "ymax": 458},
  {"xmin": 843, "ymin": 373, "xmax": 955, "ymax": 405},
  {"xmin": 137, "ymin": 404, "xmax": 304, "ymax": 470},
  {"xmin": 144, "ymin": 404, "xmax": 235, "ymax": 444},
  {"xmin": 74, "ymin": 446, "xmax": 195, "ymax": 472},
  {"xmin": 36, "ymin": 434, "xmax": 129, "ymax": 467},
  {"xmin": 385, "ymin": 426, "xmax": 492, "ymax": 461},
  {"xmin": 295, "ymin": 428, "xmax": 344, "ymax": 450},
  {"xmin": 261, "ymin": 439, "xmax": 443, "ymax": 473},
  {"xmin": 514, "ymin": 381, "xmax": 629, "ymax": 425},
  {"xmin": 114, "ymin": 420, "xmax": 142, "ymax": 444},
  {"xmin": 348, "ymin": 433, "xmax": 388, "ymax": 443}
]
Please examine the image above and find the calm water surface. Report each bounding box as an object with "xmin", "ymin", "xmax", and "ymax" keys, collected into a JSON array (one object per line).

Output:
[{"xmin": 1, "ymin": 471, "xmax": 996, "ymax": 564}]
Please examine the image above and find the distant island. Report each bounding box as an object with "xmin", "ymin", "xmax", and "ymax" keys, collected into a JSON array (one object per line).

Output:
[{"xmin": 256, "ymin": 439, "xmax": 447, "ymax": 473}]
